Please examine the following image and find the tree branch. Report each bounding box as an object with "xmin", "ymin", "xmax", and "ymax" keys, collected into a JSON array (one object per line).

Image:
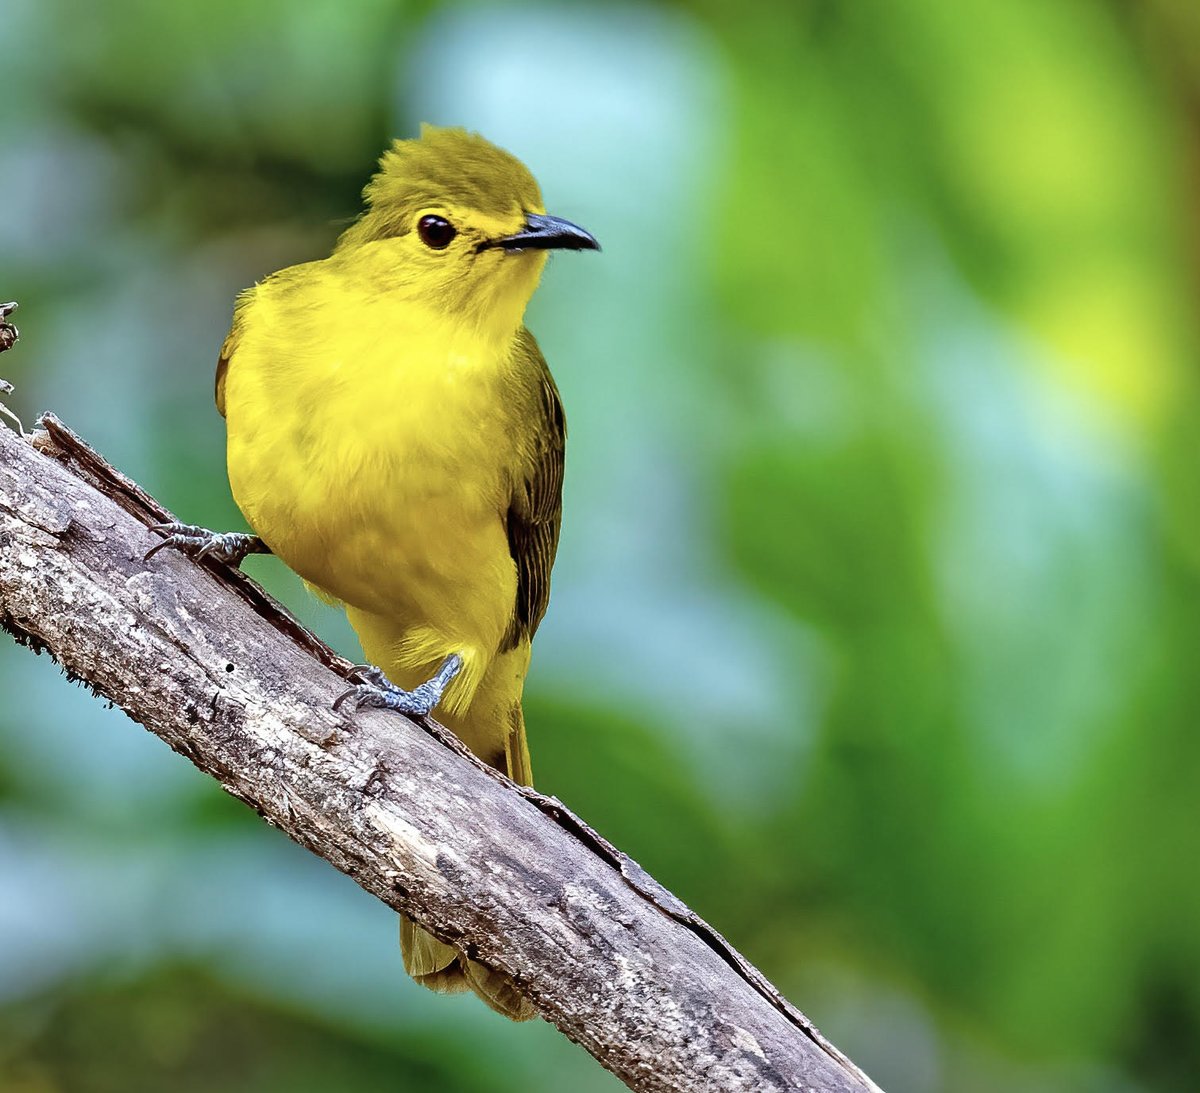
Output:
[{"xmin": 0, "ymin": 401, "xmax": 882, "ymax": 1093}]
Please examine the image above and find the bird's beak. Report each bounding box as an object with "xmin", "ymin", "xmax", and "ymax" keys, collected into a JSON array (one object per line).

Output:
[{"xmin": 482, "ymin": 212, "xmax": 600, "ymax": 253}]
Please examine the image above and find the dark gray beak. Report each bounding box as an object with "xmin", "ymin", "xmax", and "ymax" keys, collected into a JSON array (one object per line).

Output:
[{"xmin": 483, "ymin": 212, "xmax": 600, "ymax": 253}]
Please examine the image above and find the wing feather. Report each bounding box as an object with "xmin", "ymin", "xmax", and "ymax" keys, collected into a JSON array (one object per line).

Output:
[{"xmin": 500, "ymin": 329, "xmax": 566, "ymax": 651}]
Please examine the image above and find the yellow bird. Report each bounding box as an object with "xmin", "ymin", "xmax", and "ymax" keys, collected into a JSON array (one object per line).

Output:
[{"xmin": 148, "ymin": 126, "xmax": 599, "ymax": 1020}]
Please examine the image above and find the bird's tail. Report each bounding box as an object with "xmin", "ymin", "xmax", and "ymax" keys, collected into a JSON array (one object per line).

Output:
[{"xmin": 399, "ymin": 700, "xmax": 536, "ymax": 1021}]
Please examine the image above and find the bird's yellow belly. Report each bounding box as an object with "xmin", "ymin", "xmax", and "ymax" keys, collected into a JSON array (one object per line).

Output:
[{"xmin": 224, "ymin": 359, "xmax": 519, "ymax": 657}]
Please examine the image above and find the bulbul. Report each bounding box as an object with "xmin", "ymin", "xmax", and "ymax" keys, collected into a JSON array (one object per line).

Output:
[{"xmin": 149, "ymin": 125, "xmax": 599, "ymax": 1020}]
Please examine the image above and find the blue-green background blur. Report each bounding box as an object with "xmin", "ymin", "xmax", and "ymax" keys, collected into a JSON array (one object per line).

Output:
[{"xmin": 3, "ymin": 1, "xmax": 1200, "ymax": 1090}]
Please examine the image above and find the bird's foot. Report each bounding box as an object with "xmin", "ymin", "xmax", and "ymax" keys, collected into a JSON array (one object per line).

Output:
[
  {"xmin": 334, "ymin": 654, "xmax": 463, "ymax": 718},
  {"xmin": 145, "ymin": 522, "xmax": 268, "ymax": 567}
]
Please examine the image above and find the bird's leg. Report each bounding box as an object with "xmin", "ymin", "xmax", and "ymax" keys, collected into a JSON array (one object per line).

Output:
[
  {"xmin": 145, "ymin": 522, "xmax": 271, "ymax": 567},
  {"xmin": 334, "ymin": 654, "xmax": 462, "ymax": 718}
]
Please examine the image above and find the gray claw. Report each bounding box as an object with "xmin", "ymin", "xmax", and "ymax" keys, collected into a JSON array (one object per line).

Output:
[
  {"xmin": 334, "ymin": 655, "xmax": 462, "ymax": 719},
  {"xmin": 334, "ymin": 680, "xmax": 437, "ymax": 717},
  {"xmin": 347, "ymin": 663, "xmax": 391, "ymax": 688},
  {"xmin": 145, "ymin": 522, "xmax": 266, "ymax": 567}
]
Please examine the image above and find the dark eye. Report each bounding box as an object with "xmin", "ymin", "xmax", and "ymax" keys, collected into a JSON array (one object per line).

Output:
[{"xmin": 417, "ymin": 215, "xmax": 456, "ymax": 249}]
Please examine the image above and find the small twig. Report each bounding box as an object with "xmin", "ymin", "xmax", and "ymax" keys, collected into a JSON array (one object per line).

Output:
[
  {"xmin": 0, "ymin": 301, "xmax": 18, "ymax": 354},
  {"xmin": 0, "ymin": 301, "xmax": 23, "ymax": 435}
]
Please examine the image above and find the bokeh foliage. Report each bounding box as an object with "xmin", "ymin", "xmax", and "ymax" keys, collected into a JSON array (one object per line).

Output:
[{"xmin": 2, "ymin": 1, "xmax": 1199, "ymax": 1091}]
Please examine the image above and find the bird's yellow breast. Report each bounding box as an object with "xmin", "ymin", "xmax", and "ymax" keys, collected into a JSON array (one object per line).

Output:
[{"xmin": 222, "ymin": 262, "xmax": 529, "ymax": 654}]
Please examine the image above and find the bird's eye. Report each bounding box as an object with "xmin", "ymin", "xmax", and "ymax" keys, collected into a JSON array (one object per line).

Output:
[{"xmin": 417, "ymin": 215, "xmax": 456, "ymax": 250}]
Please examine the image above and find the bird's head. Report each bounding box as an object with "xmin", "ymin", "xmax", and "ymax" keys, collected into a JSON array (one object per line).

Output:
[{"xmin": 334, "ymin": 126, "xmax": 598, "ymax": 337}]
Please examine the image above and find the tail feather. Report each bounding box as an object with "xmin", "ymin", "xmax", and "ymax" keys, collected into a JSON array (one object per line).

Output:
[
  {"xmin": 503, "ymin": 700, "xmax": 534, "ymax": 787},
  {"xmin": 400, "ymin": 916, "xmax": 466, "ymax": 988},
  {"xmin": 398, "ymin": 701, "xmax": 536, "ymax": 1021}
]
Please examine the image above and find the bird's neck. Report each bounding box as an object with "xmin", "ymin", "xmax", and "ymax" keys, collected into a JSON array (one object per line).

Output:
[{"xmin": 334, "ymin": 247, "xmax": 539, "ymax": 352}]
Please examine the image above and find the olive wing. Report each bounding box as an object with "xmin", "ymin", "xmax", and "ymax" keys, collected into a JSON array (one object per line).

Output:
[{"xmin": 501, "ymin": 329, "xmax": 566, "ymax": 651}]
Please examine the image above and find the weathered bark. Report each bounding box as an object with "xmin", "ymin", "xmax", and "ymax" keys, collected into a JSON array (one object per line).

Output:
[{"xmin": 0, "ymin": 405, "xmax": 883, "ymax": 1093}]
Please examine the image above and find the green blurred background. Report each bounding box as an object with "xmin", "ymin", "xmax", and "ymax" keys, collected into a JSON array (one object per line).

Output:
[{"xmin": 3, "ymin": 1, "xmax": 1200, "ymax": 1090}]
